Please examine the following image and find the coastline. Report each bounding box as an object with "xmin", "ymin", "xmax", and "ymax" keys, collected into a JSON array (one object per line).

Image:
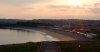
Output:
[
  {"xmin": 36, "ymin": 28, "xmax": 75, "ymax": 41},
  {"xmin": 0, "ymin": 27, "xmax": 99, "ymax": 52},
  {"xmin": 0, "ymin": 27, "xmax": 76, "ymax": 41}
]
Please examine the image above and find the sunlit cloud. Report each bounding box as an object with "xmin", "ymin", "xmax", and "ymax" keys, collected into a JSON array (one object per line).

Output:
[
  {"xmin": 0, "ymin": 0, "xmax": 49, "ymax": 6},
  {"xmin": 90, "ymin": 3, "xmax": 100, "ymax": 13},
  {"xmin": 0, "ymin": 0, "xmax": 100, "ymax": 19}
]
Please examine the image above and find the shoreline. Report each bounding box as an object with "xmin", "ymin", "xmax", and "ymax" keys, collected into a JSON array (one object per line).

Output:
[
  {"xmin": 0, "ymin": 27, "xmax": 95, "ymax": 45},
  {"xmin": 36, "ymin": 28, "xmax": 76, "ymax": 41},
  {"xmin": 0, "ymin": 27, "xmax": 76, "ymax": 41}
]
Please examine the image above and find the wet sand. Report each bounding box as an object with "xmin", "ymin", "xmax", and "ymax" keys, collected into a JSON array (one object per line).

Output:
[{"xmin": 38, "ymin": 29, "xmax": 75, "ymax": 41}]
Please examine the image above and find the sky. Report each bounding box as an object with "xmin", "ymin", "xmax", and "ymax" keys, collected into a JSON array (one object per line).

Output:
[{"xmin": 0, "ymin": 0, "xmax": 100, "ymax": 20}]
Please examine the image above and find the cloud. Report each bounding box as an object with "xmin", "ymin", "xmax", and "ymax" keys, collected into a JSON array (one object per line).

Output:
[
  {"xmin": 48, "ymin": 5, "xmax": 71, "ymax": 8},
  {"xmin": 89, "ymin": 3, "xmax": 100, "ymax": 13},
  {"xmin": 0, "ymin": 0, "xmax": 100, "ymax": 19},
  {"xmin": 94, "ymin": 3, "xmax": 100, "ymax": 7},
  {"xmin": 0, "ymin": 0, "xmax": 49, "ymax": 6},
  {"xmin": 90, "ymin": 8, "xmax": 100, "ymax": 13}
]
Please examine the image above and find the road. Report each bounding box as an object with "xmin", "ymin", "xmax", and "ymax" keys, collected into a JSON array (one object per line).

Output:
[{"xmin": 38, "ymin": 42, "xmax": 61, "ymax": 52}]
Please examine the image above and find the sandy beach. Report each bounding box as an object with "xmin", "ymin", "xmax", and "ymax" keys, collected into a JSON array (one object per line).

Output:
[{"xmin": 37, "ymin": 29, "xmax": 75, "ymax": 41}]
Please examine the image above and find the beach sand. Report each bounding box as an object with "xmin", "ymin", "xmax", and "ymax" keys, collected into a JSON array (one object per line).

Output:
[{"xmin": 38, "ymin": 29, "xmax": 75, "ymax": 41}]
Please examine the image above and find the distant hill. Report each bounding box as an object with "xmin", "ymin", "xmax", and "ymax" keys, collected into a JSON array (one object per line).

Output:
[{"xmin": 0, "ymin": 19, "xmax": 28, "ymax": 24}]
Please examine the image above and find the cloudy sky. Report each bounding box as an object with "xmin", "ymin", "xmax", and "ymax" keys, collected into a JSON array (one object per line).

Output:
[{"xmin": 0, "ymin": 0, "xmax": 100, "ymax": 20}]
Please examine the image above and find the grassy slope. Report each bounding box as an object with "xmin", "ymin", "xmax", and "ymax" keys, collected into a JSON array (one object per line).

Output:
[
  {"xmin": 0, "ymin": 41, "xmax": 100, "ymax": 52},
  {"xmin": 57, "ymin": 41, "xmax": 100, "ymax": 52},
  {"xmin": 0, "ymin": 42, "xmax": 41, "ymax": 52}
]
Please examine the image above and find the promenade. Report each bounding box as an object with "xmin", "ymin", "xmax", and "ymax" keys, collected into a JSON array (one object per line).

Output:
[{"xmin": 38, "ymin": 42, "xmax": 61, "ymax": 52}]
